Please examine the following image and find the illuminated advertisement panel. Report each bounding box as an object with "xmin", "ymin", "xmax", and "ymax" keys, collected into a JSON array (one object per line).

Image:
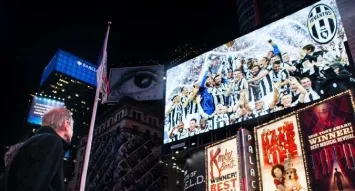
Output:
[
  {"xmin": 108, "ymin": 65, "xmax": 164, "ymax": 103},
  {"xmin": 255, "ymin": 114, "xmax": 308, "ymax": 191},
  {"xmin": 164, "ymin": 0, "xmax": 352, "ymax": 144},
  {"xmin": 27, "ymin": 96, "xmax": 65, "ymax": 125},
  {"xmin": 40, "ymin": 49, "xmax": 97, "ymax": 87},
  {"xmin": 205, "ymin": 136, "xmax": 241, "ymax": 191},
  {"xmin": 297, "ymin": 91, "xmax": 355, "ymax": 190},
  {"xmin": 238, "ymin": 129, "xmax": 258, "ymax": 191}
]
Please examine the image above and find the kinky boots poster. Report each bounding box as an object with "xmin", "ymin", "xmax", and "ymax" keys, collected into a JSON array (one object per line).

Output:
[{"xmin": 206, "ymin": 136, "xmax": 241, "ymax": 191}]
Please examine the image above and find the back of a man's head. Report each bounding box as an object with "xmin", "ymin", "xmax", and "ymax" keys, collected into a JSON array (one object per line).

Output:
[{"xmin": 42, "ymin": 108, "xmax": 72, "ymax": 129}]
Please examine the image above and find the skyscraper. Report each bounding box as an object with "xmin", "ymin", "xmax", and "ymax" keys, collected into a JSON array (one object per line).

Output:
[{"xmin": 35, "ymin": 49, "xmax": 98, "ymax": 186}]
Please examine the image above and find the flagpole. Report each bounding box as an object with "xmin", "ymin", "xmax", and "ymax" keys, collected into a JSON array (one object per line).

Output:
[{"xmin": 79, "ymin": 21, "xmax": 111, "ymax": 191}]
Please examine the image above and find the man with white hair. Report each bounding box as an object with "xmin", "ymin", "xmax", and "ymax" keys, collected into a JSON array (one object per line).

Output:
[{"xmin": 6, "ymin": 107, "xmax": 74, "ymax": 191}]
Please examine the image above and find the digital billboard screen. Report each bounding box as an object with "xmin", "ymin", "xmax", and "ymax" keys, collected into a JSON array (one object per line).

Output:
[
  {"xmin": 27, "ymin": 96, "xmax": 65, "ymax": 125},
  {"xmin": 164, "ymin": 0, "xmax": 352, "ymax": 144}
]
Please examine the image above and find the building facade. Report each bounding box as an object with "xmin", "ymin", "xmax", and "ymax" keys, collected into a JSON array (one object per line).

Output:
[
  {"xmin": 39, "ymin": 49, "xmax": 97, "ymax": 137},
  {"xmin": 236, "ymin": 0, "xmax": 316, "ymax": 34},
  {"xmin": 336, "ymin": 0, "xmax": 355, "ymax": 64},
  {"xmin": 68, "ymin": 97, "xmax": 165, "ymax": 191}
]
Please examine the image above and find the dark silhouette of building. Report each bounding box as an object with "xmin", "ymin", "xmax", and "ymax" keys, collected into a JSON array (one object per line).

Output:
[
  {"xmin": 68, "ymin": 97, "xmax": 165, "ymax": 191},
  {"xmin": 236, "ymin": 0, "xmax": 317, "ymax": 34},
  {"xmin": 336, "ymin": 0, "xmax": 355, "ymax": 64}
]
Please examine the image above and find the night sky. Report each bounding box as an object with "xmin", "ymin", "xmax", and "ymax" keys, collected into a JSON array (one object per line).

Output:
[{"xmin": 2, "ymin": 0, "xmax": 239, "ymax": 171}]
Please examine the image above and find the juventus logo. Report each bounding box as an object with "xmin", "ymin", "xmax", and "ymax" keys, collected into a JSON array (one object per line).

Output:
[{"xmin": 307, "ymin": 4, "xmax": 337, "ymax": 44}]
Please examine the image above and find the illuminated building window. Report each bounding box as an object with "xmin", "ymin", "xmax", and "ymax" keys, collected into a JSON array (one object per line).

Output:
[
  {"xmin": 68, "ymin": 95, "xmax": 71, "ymax": 99},
  {"xmin": 81, "ymin": 101, "xmax": 86, "ymax": 104},
  {"xmin": 61, "ymin": 89, "xmax": 65, "ymax": 92},
  {"xmin": 57, "ymin": 82, "xmax": 63, "ymax": 86},
  {"xmin": 59, "ymin": 79, "xmax": 69, "ymax": 84},
  {"xmin": 52, "ymin": 90, "xmax": 57, "ymax": 94},
  {"xmin": 75, "ymin": 94, "xmax": 79, "ymax": 97}
]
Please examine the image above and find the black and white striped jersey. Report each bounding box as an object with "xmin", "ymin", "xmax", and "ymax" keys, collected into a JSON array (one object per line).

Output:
[
  {"xmin": 258, "ymin": 66, "xmax": 274, "ymax": 98},
  {"xmin": 211, "ymin": 114, "xmax": 230, "ymax": 130},
  {"xmin": 212, "ymin": 84, "xmax": 228, "ymax": 107},
  {"xmin": 167, "ymin": 104, "xmax": 183, "ymax": 131}
]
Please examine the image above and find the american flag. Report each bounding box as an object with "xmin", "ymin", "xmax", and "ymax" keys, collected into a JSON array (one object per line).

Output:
[{"xmin": 97, "ymin": 22, "xmax": 111, "ymax": 104}]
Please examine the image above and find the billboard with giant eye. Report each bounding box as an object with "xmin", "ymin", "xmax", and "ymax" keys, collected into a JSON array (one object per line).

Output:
[
  {"xmin": 164, "ymin": 0, "xmax": 353, "ymax": 144},
  {"xmin": 108, "ymin": 65, "xmax": 165, "ymax": 103},
  {"xmin": 27, "ymin": 96, "xmax": 65, "ymax": 125}
]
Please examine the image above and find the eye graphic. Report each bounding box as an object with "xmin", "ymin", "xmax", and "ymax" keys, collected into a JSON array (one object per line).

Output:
[{"xmin": 110, "ymin": 69, "xmax": 162, "ymax": 98}]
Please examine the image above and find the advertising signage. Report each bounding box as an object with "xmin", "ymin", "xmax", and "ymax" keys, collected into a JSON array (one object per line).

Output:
[
  {"xmin": 40, "ymin": 49, "xmax": 97, "ymax": 87},
  {"xmin": 254, "ymin": 114, "xmax": 309, "ymax": 191},
  {"xmin": 297, "ymin": 91, "xmax": 355, "ymax": 191},
  {"xmin": 205, "ymin": 136, "xmax": 242, "ymax": 191},
  {"xmin": 108, "ymin": 65, "xmax": 165, "ymax": 103},
  {"xmin": 27, "ymin": 96, "xmax": 65, "ymax": 125},
  {"xmin": 253, "ymin": 90, "xmax": 355, "ymax": 191},
  {"xmin": 164, "ymin": 0, "xmax": 352, "ymax": 144}
]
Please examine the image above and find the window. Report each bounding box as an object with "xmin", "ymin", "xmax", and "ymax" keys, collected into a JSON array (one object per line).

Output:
[
  {"xmin": 154, "ymin": 132, "xmax": 158, "ymax": 138},
  {"xmin": 133, "ymin": 111, "xmax": 137, "ymax": 119},
  {"xmin": 133, "ymin": 125, "xmax": 139, "ymax": 131},
  {"xmin": 149, "ymin": 117, "xmax": 152, "ymax": 124},
  {"xmin": 137, "ymin": 113, "xmax": 141, "ymax": 121},
  {"xmin": 115, "ymin": 112, "xmax": 120, "ymax": 122},
  {"xmin": 152, "ymin": 119, "xmax": 157, "ymax": 126},
  {"xmin": 146, "ymin": 129, "xmax": 151, "ymax": 136}
]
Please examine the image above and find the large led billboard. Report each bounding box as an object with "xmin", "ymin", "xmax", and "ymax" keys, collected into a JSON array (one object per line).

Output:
[
  {"xmin": 164, "ymin": 0, "xmax": 352, "ymax": 144},
  {"xmin": 27, "ymin": 96, "xmax": 65, "ymax": 125},
  {"xmin": 40, "ymin": 49, "xmax": 97, "ymax": 87}
]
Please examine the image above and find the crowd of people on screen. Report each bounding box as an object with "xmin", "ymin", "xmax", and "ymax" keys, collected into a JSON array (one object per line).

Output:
[{"xmin": 165, "ymin": 39, "xmax": 352, "ymax": 143}]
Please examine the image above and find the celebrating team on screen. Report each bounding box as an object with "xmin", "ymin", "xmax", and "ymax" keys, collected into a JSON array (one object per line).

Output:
[{"xmin": 165, "ymin": 37, "xmax": 350, "ymax": 143}]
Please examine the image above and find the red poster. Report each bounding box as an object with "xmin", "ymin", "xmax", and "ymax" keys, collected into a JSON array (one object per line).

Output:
[
  {"xmin": 297, "ymin": 91, "xmax": 355, "ymax": 191},
  {"xmin": 255, "ymin": 114, "xmax": 309, "ymax": 191}
]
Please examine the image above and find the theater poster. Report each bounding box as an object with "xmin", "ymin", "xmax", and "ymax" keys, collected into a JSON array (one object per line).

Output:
[
  {"xmin": 255, "ymin": 114, "xmax": 309, "ymax": 191},
  {"xmin": 206, "ymin": 136, "xmax": 241, "ymax": 191},
  {"xmin": 297, "ymin": 90, "xmax": 355, "ymax": 191},
  {"xmin": 238, "ymin": 129, "xmax": 258, "ymax": 191}
]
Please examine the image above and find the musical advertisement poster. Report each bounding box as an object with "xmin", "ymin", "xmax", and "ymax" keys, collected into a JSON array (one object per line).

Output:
[
  {"xmin": 238, "ymin": 129, "xmax": 259, "ymax": 191},
  {"xmin": 255, "ymin": 114, "xmax": 309, "ymax": 191},
  {"xmin": 206, "ymin": 136, "xmax": 241, "ymax": 191},
  {"xmin": 297, "ymin": 91, "xmax": 355, "ymax": 191}
]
